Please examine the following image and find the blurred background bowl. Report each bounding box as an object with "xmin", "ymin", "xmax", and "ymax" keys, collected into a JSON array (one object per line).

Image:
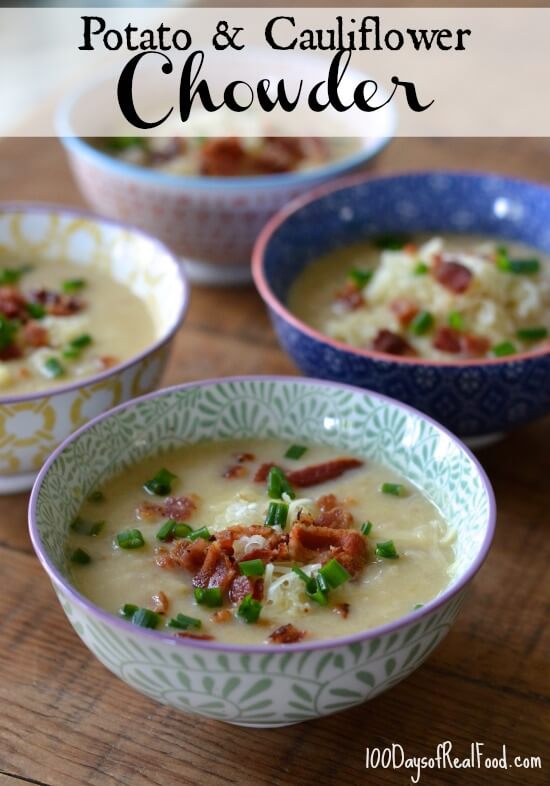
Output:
[
  {"xmin": 57, "ymin": 53, "xmax": 395, "ymax": 286},
  {"xmin": 29, "ymin": 375, "xmax": 494, "ymax": 726},
  {"xmin": 252, "ymin": 171, "xmax": 550, "ymax": 444},
  {"xmin": 0, "ymin": 204, "xmax": 188, "ymax": 493}
]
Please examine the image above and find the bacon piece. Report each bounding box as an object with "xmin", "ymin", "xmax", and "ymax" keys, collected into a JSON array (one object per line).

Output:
[
  {"xmin": 460, "ymin": 333, "xmax": 490, "ymax": 357},
  {"xmin": 22, "ymin": 321, "xmax": 48, "ymax": 348},
  {"xmin": 137, "ymin": 495, "xmax": 197, "ymax": 522},
  {"xmin": 175, "ymin": 632, "xmax": 215, "ymax": 641},
  {"xmin": 433, "ymin": 326, "xmax": 462, "ymax": 354},
  {"xmin": 334, "ymin": 282, "xmax": 365, "ymax": 311},
  {"xmin": 286, "ymin": 458, "xmax": 363, "ymax": 488},
  {"xmin": 156, "ymin": 538, "xmax": 209, "ymax": 571},
  {"xmin": 223, "ymin": 464, "xmax": 248, "ymax": 479},
  {"xmin": 99, "ymin": 355, "xmax": 119, "ymax": 369},
  {"xmin": 211, "ymin": 609, "xmax": 232, "ymax": 624},
  {"xmin": 229, "ymin": 575, "xmax": 264, "ymax": 604},
  {"xmin": 0, "ymin": 286, "xmax": 27, "ymax": 320},
  {"xmin": 151, "ymin": 591, "xmax": 169, "ymax": 614},
  {"xmin": 289, "ymin": 524, "xmax": 368, "ymax": 577},
  {"xmin": 214, "ymin": 525, "xmax": 289, "ymax": 563},
  {"xmin": 30, "ymin": 289, "xmax": 83, "ymax": 316},
  {"xmin": 315, "ymin": 494, "xmax": 354, "ymax": 529},
  {"xmin": 433, "ymin": 259, "xmax": 473, "ymax": 294},
  {"xmin": 390, "ymin": 297, "xmax": 419, "ymax": 327},
  {"xmin": 253, "ymin": 137, "xmax": 307, "ymax": 174},
  {"xmin": 372, "ymin": 329, "xmax": 416, "ymax": 357},
  {"xmin": 199, "ymin": 137, "xmax": 246, "ymax": 176},
  {"xmin": 192, "ymin": 542, "xmax": 236, "ymax": 593},
  {"xmin": 234, "ymin": 452, "xmax": 255, "ymax": 463},
  {"xmin": 268, "ymin": 623, "xmax": 306, "ymax": 644},
  {"xmin": 254, "ymin": 462, "xmax": 277, "ymax": 483},
  {"xmin": 333, "ymin": 603, "xmax": 350, "ymax": 619},
  {"xmin": 0, "ymin": 343, "xmax": 22, "ymax": 361}
]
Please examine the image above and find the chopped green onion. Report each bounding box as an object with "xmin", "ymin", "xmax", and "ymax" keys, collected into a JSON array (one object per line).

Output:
[
  {"xmin": 194, "ymin": 587, "xmax": 223, "ymax": 607},
  {"xmin": 292, "ymin": 566, "xmax": 317, "ymax": 594},
  {"xmin": 26, "ymin": 302, "xmax": 46, "ymax": 319},
  {"xmin": 307, "ymin": 583, "xmax": 329, "ymax": 606},
  {"xmin": 348, "ymin": 268, "xmax": 373, "ymax": 289},
  {"xmin": 0, "ymin": 317, "xmax": 18, "ymax": 350},
  {"xmin": 156, "ymin": 520, "xmax": 176, "ymax": 541},
  {"xmin": 105, "ymin": 136, "xmax": 145, "ymax": 151},
  {"xmin": 62, "ymin": 278, "xmax": 86, "ymax": 294},
  {"xmin": 87, "ymin": 490, "xmax": 105, "ymax": 503},
  {"xmin": 409, "ymin": 310, "xmax": 434, "ymax": 336},
  {"xmin": 284, "ymin": 444, "xmax": 307, "ymax": 460},
  {"xmin": 319, "ymin": 558, "xmax": 351, "ymax": 589},
  {"xmin": 375, "ymin": 540, "xmax": 399, "ymax": 559},
  {"xmin": 413, "ymin": 261, "xmax": 429, "ymax": 275},
  {"xmin": 70, "ymin": 517, "xmax": 104, "ymax": 536},
  {"xmin": 119, "ymin": 603, "xmax": 139, "ymax": 620},
  {"xmin": 64, "ymin": 334, "xmax": 92, "ymax": 358},
  {"xmin": 62, "ymin": 346, "xmax": 81, "ymax": 360},
  {"xmin": 496, "ymin": 249, "xmax": 540, "ymax": 275},
  {"xmin": 130, "ymin": 608, "xmax": 160, "ymax": 629},
  {"xmin": 70, "ymin": 547, "xmax": 91, "ymax": 564},
  {"xmin": 265, "ymin": 500, "xmax": 288, "ymax": 528},
  {"xmin": 115, "ymin": 528, "xmax": 145, "ymax": 549},
  {"xmin": 237, "ymin": 594, "xmax": 263, "ymax": 624},
  {"xmin": 143, "ymin": 467, "xmax": 178, "ymax": 496},
  {"xmin": 374, "ymin": 234, "xmax": 409, "ymax": 251},
  {"xmin": 188, "ymin": 526, "xmax": 210, "ymax": 541},
  {"xmin": 492, "ymin": 341, "xmax": 516, "ymax": 357},
  {"xmin": 267, "ymin": 466, "xmax": 295, "ymax": 500},
  {"xmin": 448, "ymin": 311, "xmax": 464, "ymax": 331},
  {"xmin": 516, "ymin": 326, "xmax": 548, "ymax": 341},
  {"xmin": 173, "ymin": 523, "xmax": 193, "ymax": 538},
  {"xmin": 414, "ymin": 603, "xmax": 424, "ymax": 610},
  {"xmin": 381, "ymin": 482, "xmax": 406, "ymax": 497},
  {"xmin": 239, "ymin": 559, "xmax": 265, "ymax": 577},
  {"xmin": 361, "ymin": 521, "xmax": 373, "ymax": 536},
  {"xmin": 43, "ymin": 357, "xmax": 65, "ymax": 379},
  {"xmin": 168, "ymin": 613, "xmax": 202, "ymax": 631},
  {"xmin": 0, "ymin": 265, "xmax": 32, "ymax": 285}
]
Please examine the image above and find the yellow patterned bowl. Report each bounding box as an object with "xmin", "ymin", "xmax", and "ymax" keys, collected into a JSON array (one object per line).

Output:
[{"xmin": 0, "ymin": 204, "xmax": 188, "ymax": 494}]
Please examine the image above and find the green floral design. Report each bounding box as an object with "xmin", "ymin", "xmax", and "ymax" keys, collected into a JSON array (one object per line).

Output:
[{"xmin": 37, "ymin": 379, "xmax": 490, "ymax": 725}]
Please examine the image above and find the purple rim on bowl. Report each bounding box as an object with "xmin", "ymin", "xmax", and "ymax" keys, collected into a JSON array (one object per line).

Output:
[
  {"xmin": 28, "ymin": 374, "xmax": 497, "ymax": 653},
  {"xmin": 0, "ymin": 202, "xmax": 190, "ymax": 406}
]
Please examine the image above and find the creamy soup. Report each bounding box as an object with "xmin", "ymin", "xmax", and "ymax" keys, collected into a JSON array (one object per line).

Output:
[
  {"xmin": 289, "ymin": 235, "xmax": 550, "ymax": 360},
  {"xmin": 69, "ymin": 439, "xmax": 455, "ymax": 645},
  {"xmin": 0, "ymin": 259, "xmax": 156, "ymax": 395},
  {"xmin": 100, "ymin": 136, "xmax": 359, "ymax": 177}
]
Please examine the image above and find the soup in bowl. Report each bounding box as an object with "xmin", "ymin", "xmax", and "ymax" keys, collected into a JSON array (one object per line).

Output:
[
  {"xmin": 29, "ymin": 377, "xmax": 495, "ymax": 726},
  {"xmin": 0, "ymin": 204, "xmax": 187, "ymax": 493},
  {"xmin": 252, "ymin": 172, "xmax": 550, "ymax": 442}
]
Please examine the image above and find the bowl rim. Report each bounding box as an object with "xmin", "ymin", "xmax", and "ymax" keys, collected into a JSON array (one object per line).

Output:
[
  {"xmin": 252, "ymin": 169, "xmax": 550, "ymax": 368},
  {"xmin": 0, "ymin": 201, "xmax": 189, "ymax": 405},
  {"xmin": 28, "ymin": 374, "xmax": 496, "ymax": 654}
]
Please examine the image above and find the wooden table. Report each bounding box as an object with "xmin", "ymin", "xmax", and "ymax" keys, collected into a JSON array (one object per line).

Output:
[{"xmin": 0, "ymin": 138, "xmax": 548, "ymax": 786}]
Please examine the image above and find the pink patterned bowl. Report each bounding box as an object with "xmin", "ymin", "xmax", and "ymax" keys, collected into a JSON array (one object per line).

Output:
[{"xmin": 57, "ymin": 61, "xmax": 395, "ymax": 286}]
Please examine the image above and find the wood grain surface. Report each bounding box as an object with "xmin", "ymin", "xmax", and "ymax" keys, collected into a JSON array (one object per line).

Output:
[{"xmin": 0, "ymin": 137, "xmax": 548, "ymax": 786}]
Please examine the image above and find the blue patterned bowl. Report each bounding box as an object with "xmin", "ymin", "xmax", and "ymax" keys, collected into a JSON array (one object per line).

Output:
[
  {"xmin": 252, "ymin": 172, "xmax": 550, "ymax": 442},
  {"xmin": 29, "ymin": 376, "xmax": 495, "ymax": 727}
]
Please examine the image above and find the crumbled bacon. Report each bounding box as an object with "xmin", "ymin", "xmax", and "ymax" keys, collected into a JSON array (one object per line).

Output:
[
  {"xmin": 99, "ymin": 355, "xmax": 119, "ymax": 369},
  {"xmin": 433, "ymin": 326, "xmax": 462, "ymax": 354},
  {"xmin": 156, "ymin": 538, "xmax": 208, "ymax": 571},
  {"xmin": 460, "ymin": 333, "xmax": 490, "ymax": 357},
  {"xmin": 199, "ymin": 137, "xmax": 246, "ymax": 176},
  {"xmin": 234, "ymin": 452, "xmax": 255, "ymax": 463},
  {"xmin": 433, "ymin": 258, "xmax": 473, "ymax": 294},
  {"xmin": 315, "ymin": 494, "xmax": 354, "ymax": 529},
  {"xmin": 151, "ymin": 591, "xmax": 169, "ymax": 614},
  {"xmin": 175, "ymin": 632, "xmax": 215, "ymax": 641},
  {"xmin": 211, "ymin": 609, "xmax": 232, "ymax": 624},
  {"xmin": 333, "ymin": 602, "xmax": 350, "ymax": 619},
  {"xmin": 372, "ymin": 329, "xmax": 416, "ymax": 357},
  {"xmin": 0, "ymin": 343, "xmax": 22, "ymax": 361},
  {"xmin": 30, "ymin": 289, "xmax": 83, "ymax": 316},
  {"xmin": 137, "ymin": 494, "xmax": 198, "ymax": 522},
  {"xmin": 287, "ymin": 458, "xmax": 363, "ymax": 488},
  {"xmin": 253, "ymin": 462, "xmax": 277, "ymax": 483},
  {"xmin": 390, "ymin": 297, "xmax": 419, "ymax": 327},
  {"xmin": 22, "ymin": 321, "xmax": 49, "ymax": 348},
  {"xmin": 268, "ymin": 623, "xmax": 306, "ymax": 644},
  {"xmin": 0, "ymin": 286, "xmax": 27, "ymax": 320},
  {"xmin": 289, "ymin": 524, "xmax": 368, "ymax": 577},
  {"xmin": 214, "ymin": 524, "xmax": 289, "ymax": 563},
  {"xmin": 334, "ymin": 281, "xmax": 365, "ymax": 311},
  {"xmin": 192, "ymin": 542, "xmax": 236, "ymax": 593},
  {"xmin": 223, "ymin": 464, "xmax": 248, "ymax": 479},
  {"xmin": 229, "ymin": 575, "xmax": 264, "ymax": 603}
]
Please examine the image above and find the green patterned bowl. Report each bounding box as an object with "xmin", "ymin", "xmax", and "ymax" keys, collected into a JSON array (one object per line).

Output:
[{"xmin": 29, "ymin": 377, "xmax": 495, "ymax": 727}]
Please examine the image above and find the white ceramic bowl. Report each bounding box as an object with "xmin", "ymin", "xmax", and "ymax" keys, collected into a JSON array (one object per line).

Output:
[
  {"xmin": 29, "ymin": 376, "xmax": 495, "ymax": 726},
  {"xmin": 57, "ymin": 54, "xmax": 395, "ymax": 285},
  {"xmin": 0, "ymin": 204, "xmax": 188, "ymax": 493}
]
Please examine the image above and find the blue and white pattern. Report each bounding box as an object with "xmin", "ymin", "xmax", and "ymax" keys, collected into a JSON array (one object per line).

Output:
[{"xmin": 259, "ymin": 173, "xmax": 550, "ymax": 438}]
